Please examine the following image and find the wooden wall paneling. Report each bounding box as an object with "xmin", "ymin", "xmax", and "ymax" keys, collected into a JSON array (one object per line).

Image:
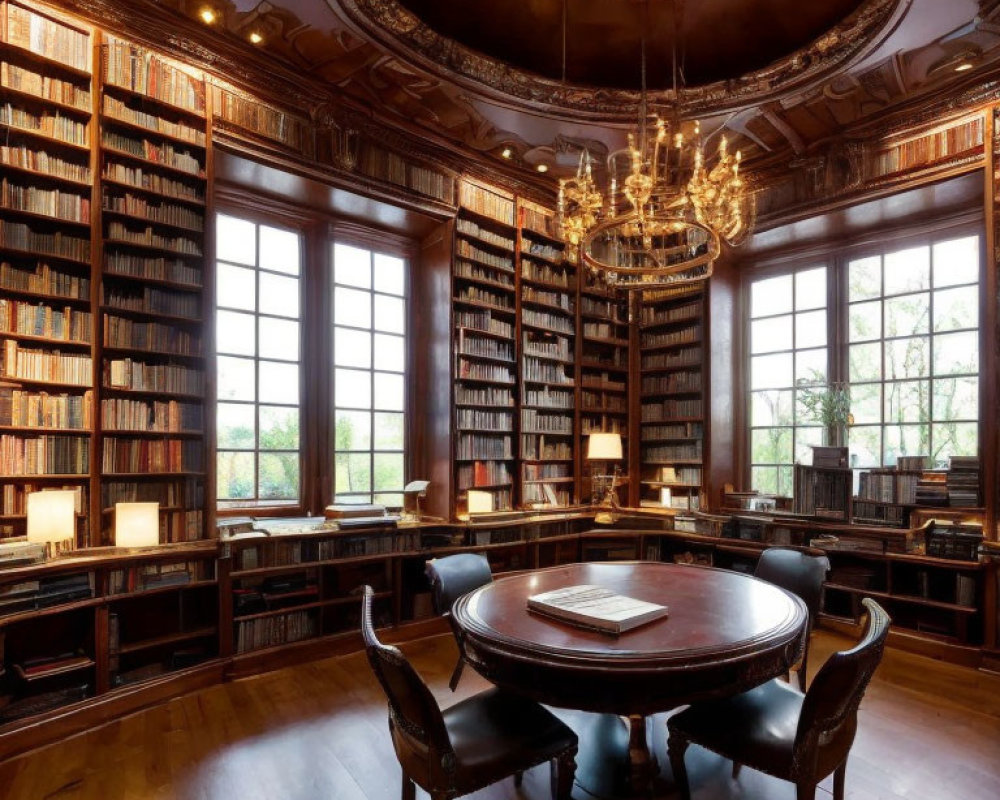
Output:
[
  {"xmin": 302, "ymin": 221, "xmax": 331, "ymax": 516},
  {"xmin": 628, "ymin": 292, "xmax": 641, "ymax": 508},
  {"xmin": 706, "ymin": 254, "xmax": 739, "ymax": 508},
  {"xmin": 87, "ymin": 27, "xmax": 101, "ymax": 547},
  {"xmin": 986, "ymin": 107, "xmax": 999, "ymax": 543},
  {"xmin": 202, "ymin": 78, "xmax": 217, "ymax": 535}
]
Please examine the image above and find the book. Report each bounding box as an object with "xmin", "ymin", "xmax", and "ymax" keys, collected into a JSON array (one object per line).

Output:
[{"xmin": 526, "ymin": 584, "xmax": 669, "ymax": 635}]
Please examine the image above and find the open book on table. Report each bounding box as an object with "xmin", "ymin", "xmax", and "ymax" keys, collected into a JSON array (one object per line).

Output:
[{"xmin": 527, "ymin": 584, "xmax": 668, "ymax": 635}]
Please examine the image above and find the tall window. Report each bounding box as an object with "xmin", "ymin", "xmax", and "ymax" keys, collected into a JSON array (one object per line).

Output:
[
  {"xmin": 749, "ymin": 267, "xmax": 828, "ymax": 495},
  {"xmin": 332, "ymin": 243, "xmax": 407, "ymax": 506},
  {"xmin": 847, "ymin": 235, "xmax": 979, "ymax": 468},
  {"xmin": 215, "ymin": 213, "xmax": 301, "ymax": 505}
]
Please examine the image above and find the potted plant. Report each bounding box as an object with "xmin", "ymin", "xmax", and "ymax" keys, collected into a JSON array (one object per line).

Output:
[{"xmin": 798, "ymin": 381, "xmax": 852, "ymax": 447}]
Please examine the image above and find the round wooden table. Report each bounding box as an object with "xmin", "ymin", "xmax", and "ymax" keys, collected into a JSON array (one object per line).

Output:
[{"xmin": 452, "ymin": 561, "xmax": 807, "ymax": 797}]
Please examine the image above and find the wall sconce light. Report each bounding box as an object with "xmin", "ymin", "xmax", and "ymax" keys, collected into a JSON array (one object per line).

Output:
[{"xmin": 115, "ymin": 502, "xmax": 160, "ymax": 548}]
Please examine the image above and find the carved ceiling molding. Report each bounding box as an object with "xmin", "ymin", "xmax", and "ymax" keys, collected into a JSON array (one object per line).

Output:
[{"xmin": 334, "ymin": 0, "xmax": 911, "ymax": 122}]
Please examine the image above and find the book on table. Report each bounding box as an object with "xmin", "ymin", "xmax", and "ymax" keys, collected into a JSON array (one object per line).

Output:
[{"xmin": 527, "ymin": 584, "xmax": 668, "ymax": 635}]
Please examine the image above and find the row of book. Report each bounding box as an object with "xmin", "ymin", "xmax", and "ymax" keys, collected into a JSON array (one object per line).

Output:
[
  {"xmin": 456, "ymin": 335, "xmax": 513, "ymax": 362},
  {"xmin": 641, "ymin": 372, "xmax": 702, "ymax": 395},
  {"xmin": 107, "ymin": 560, "xmax": 211, "ymax": 593},
  {"xmin": 210, "ymin": 84, "xmax": 304, "ymax": 149},
  {"xmin": 103, "ymin": 37, "xmax": 205, "ymax": 114},
  {"xmin": 644, "ymin": 442, "xmax": 702, "ymax": 461},
  {"xmin": 456, "ymin": 358, "xmax": 514, "ymax": 383},
  {"xmin": 521, "ymin": 258, "xmax": 571, "ymax": 287},
  {"xmin": 105, "ymin": 220, "xmax": 201, "ymax": 256},
  {"xmin": 453, "ymin": 259, "xmax": 514, "ymax": 288},
  {"xmin": 643, "ymin": 422, "xmax": 703, "ymax": 440},
  {"xmin": 641, "ymin": 325, "xmax": 702, "ymax": 349},
  {"xmin": 581, "ymin": 391, "xmax": 626, "ymax": 411},
  {"xmin": 0, "ymin": 299, "xmax": 91, "ymax": 342},
  {"xmin": 0, "ymin": 572, "xmax": 94, "ymax": 618},
  {"xmin": 102, "ymin": 162, "xmax": 204, "ymax": 203},
  {"xmin": 6, "ymin": 3, "xmax": 90, "ymax": 71},
  {"xmin": 100, "ymin": 397, "xmax": 202, "ymax": 432},
  {"xmin": 100, "ymin": 477, "xmax": 203, "ymax": 508},
  {"xmin": 101, "ymin": 436, "xmax": 202, "ymax": 472},
  {"xmin": 641, "ymin": 346, "xmax": 702, "ymax": 370},
  {"xmin": 103, "ymin": 314, "xmax": 202, "ymax": 355},
  {"xmin": 459, "ymin": 183, "xmax": 515, "ymax": 226},
  {"xmin": 455, "ymin": 286, "xmax": 513, "ymax": 311},
  {"xmin": 521, "ymin": 409, "xmax": 572, "ymax": 434},
  {"xmin": 456, "ymin": 434, "xmax": 512, "ymax": 460},
  {"xmin": 104, "ymin": 358, "xmax": 204, "ymax": 394},
  {"xmin": 523, "ymin": 334, "xmax": 571, "ymax": 362},
  {"xmin": 581, "ymin": 417, "xmax": 626, "ymax": 435},
  {"xmin": 455, "ymin": 408, "xmax": 512, "ymax": 431},
  {"xmin": 0, "ymin": 260, "xmax": 90, "ymax": 300},
  {"xmin": 0, "ymin": 221, "xmax": 89, "ymax": 260},
  {"xmin": 1, "ymin": 340, "xmax": 92, "ymax": 384},
  {"xmin": 455, "ymin": 217, "xmax": 515, "ymax": 250},
  {"xmin": 455, "ymin": 238, "xmax": 513, "ymax": 271},
  {"xmin": 1, "ymin": 482, "xmax": 85, "ymax": 515},
  {"xmin": 946, "ymin": 456, "xmax": 980, "ymax": 507},
  {"xmin": 520, "ymin": 239, "xmax": 562, "ymax": 263},
  {"xmin": 456, "ymin": 460, "xmax": 512, "ymax": 489},
  {"xmin": 581, "ymin": 296, "xmax": 626, "ymax": 321},
  {"xmin": 639, "ymin": 301, "xmax": 700, "ymax": 327},
  {"xmin": 1, "ymin": 177, "xmax": 90, "ymax": 222},
  {"xmin": 101, "ymin": 130, "xmax": 203, "ymax": 176},
  {"xmin": 0, "ymin": 386, "xmax": 92, "ymax": 428},
  {"xmin": 1, "ymin": 59, "xmax": 90, "ymax": 108},
  {"xmin": 105, "ymin": 252, "xmax": 201, "ymax": 287},
  {"xmin": 408, "ymin": 163, "xmax": 452, "ymax": 203},
  {"xmin": 102, "ymin": 190, "xmax": 204, "ymax": 231},
  {"xmin": 1, "ymin": 102, "xmax": 87, "ymax": 145},
  {"xmin": 523, "ymin": 387, "xmax": 574, "ymax": 408},
  {"xmin": 454, "ymin": 310, "xmax": 512, "ymax": 338},
  {"xmin": 520, "ymin": 437, "xmax": 572, "ymax": 459},
  {"xmin": 102, "ymin": 95, "xmax": 205, "ymax": 145},
  {"xmin": 582, "ymin": 321, "xmax": 626, "ymax": 340},
  {"xmin": 521, "ymin": 484, "xmax": 571, "ymax": 506},
  {"xmin": 0, "ymin": 144, "xmax": 91, "ymax": 183},
  {"xmin": 235, "ymin": 609, "xmax": 316, "ymax": 653},
  {"xmin": 857, "ymin": 470, "xmax": 919, "ymax": 504},
  {"xmin": 641, "ymin": 398, "xmax": 701, "ymax": 420},
  {"xmin": 521, "ymin": 307, "xmax": 574, "ymax": 334},
  {"xmin": 454, "ymin": 385, "xmax": 513, "ymax": 407},
  {"xmin": 103, "ymin": 285, "xmax": 200, "ymax": 320},
  {"xmin": 519, "ymin": 205, "xmax": 556, "ymax": 239},
  {"xmin": 522, "ymin": 286, "xmax": 573, "ymax": 312},
  {"xmin": 522, "ymin": 357, "xmax": 573, "ymax": 385},
  {"xmin": 872, "ymin": 116, "xmax": 983, "ymax": 178},
  {"xmin": 523, "ymin": 463, "xmax": 570, "ymax": 480},
  {"xmin": 0, "ymin": 433, "xmax": 89, "ymax": 474}
]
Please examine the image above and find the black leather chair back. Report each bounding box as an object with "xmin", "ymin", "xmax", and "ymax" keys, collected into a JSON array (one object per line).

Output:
[
  {"xmin": 794, "ymin": 598, "xmax": 890, "ymax": 767},
  {"xmin": 360, "ymin": 585, "xmax": 451, "ymax": 754},
  {"xmin": 426, "ymin": 552, "xmax": 493, "ymax": 615},
  {"xmin": 755, "ymin": 547, "xmax": 830, "ymax": 622}
]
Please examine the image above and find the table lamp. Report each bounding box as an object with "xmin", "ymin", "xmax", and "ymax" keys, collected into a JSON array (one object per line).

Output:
[
  {"xmin": 115, "ymin": 502, "xmax": 160, "ymax": 548},
  {"xmin": 587, "ymin": 432, "xmax": 623, "ymax": 509},
  {"xmin": 26, "ymin": 489, "xmax": 77, "ymax": 558},
  {"xmin": 402, "ymin": 480, "xmax": 430, "ymax": 521},
  {"xmin": 466, "ymin": 490, "xmax": 494, "ymax": 517}
]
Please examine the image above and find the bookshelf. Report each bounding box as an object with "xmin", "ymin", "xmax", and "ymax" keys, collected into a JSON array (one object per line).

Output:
[
  {"xmin": 0, "ymin": 0, "xmax": 94, "ymax": 546},
  {"xmin": 793, "ymin": 464, "xmax": 852, "ymax": 520},
  {"xmin": 452, "ymin": 179, "xmax": 518, "ymax": 511},
  {"xmin": 97, "ymin": 35, "xmax": 209, "ymax": 544},
  {"xmin": 517, "ymin": 199, "xmax": 576, "ymax": 508},
  {"xmin": 637, "ymin": 288, "xmax": 706, "ymax": 510}
]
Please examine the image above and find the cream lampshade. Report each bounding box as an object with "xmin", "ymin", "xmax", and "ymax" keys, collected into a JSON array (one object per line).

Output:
[
  {"xmin": 27, "ymin": 490, "xmax": 77, "ymax": 556},
  {"xmin": 466, "ymin": 490, "xmax": 494, "ymax": 515},
  {"xmin": 586, "ymin": 432, "xmax": 623, "ymax": 461},
  {"xmin": 115, "ymin": 502, "xmax": 160, "ymax": 548}
]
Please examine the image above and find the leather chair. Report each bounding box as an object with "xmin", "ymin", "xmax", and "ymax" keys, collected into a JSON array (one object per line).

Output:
[
  {"xmin": 360, "ymin": 585, "xmax": 578, "ymax": 800},
  {"xmin": 667, "ymin": 597, "xmax": 890, "ymax": 800},
  {"xmin": 755, "ymin": 546, "xmax": 831, "ymax": 690},
  {"xmin": 425, "ymin": 553, "xmax": 493, "ymax": 690}
]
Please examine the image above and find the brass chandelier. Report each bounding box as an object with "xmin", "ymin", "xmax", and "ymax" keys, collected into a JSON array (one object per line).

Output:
[{"xmin": 556, "ymin": 1, "xmax": 753, "ymax": 290}]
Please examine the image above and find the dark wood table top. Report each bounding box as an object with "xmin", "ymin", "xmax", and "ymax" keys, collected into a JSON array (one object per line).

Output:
[{"xmin": 453, "ymin": 561, "xmax": 807, "ymax": 714}]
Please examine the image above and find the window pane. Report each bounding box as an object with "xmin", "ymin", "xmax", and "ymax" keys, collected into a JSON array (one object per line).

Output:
[
  {"xmin": 795, "ymin": 268, "xmax": 826, "ymax": 311},
  {"xmin": 884, "ymin": 380, "xmax": 929, "ymax": 423},
  {"xmin": 795, "ymin": 388, "xmax": 823, "ymax": 425},
  {"xmin": 259, "ymin": 226, "xmax": 300, "ymax": 275},
  {"xmin": 374, "ymin": 253, "xmax": 405, "ymax": 296},
  {"xmin": 374, "ymin": 492, "xmax": 403, "ymax": 508},
  {"xmin": 849, "ymin": 342, "xmax": 881, "ymax": 382},
  {"xmin": 750, "ymin": 315, "xmax": 791, "ymax": 354},
  {"xmin": 334, "ymin": 287, "xmax": 372, "ymax": 329},
  {"xmin": 750, "ymin": 353, "xmax": 792, "ymax": 389},
  {"xmin": 932, "ymin": 377, "xmax": 978, "ymax": 421},
  {"xmin": 933, "ymin": 331, "xmax": 978, "ymax": 376},
  {"xmin": 217, "ymin": 214, "xmax": 255, "ymax": 266},
  {"xmin": 777, "ymin": 466, "xmax": 794, "ymax": 496},
  {"xmin": 795, "ymin": 348, "xmax": 827, "ymax": 386},
  {"xmin": 259, "ymin": 272, "xmax": 299, "ymax": 318},
  {"xmin": 373, "ymin": 452, "xmax": 404, "ymax": 491},
  {"xmin": 217, "ymin": 451, "xmax": 255, "ymax": 499},
  {"xmin": 751, "ymin": 428, "xmax": 792, "ymax": 464},
  {"xmin": 933, "ymin": 236, "xmax": 978, "ymax": 288},
  {"xmin": 883, "ymin": 424, "xmax": 929, "ymax": 466},
  {"xmin": 933, "ymin": 286, "xmax": 977, "ymax": 333},
  {"xmin": 848, "ymin": 425, "xmax": 881, "ymax": 468},
  {"xmin": 335, "ymin": 327, "xmax": 372, "ymax": 368},
  {"xmin": 751, "ymin": 466, "xmax": 778, "ymax": 494},
  {"xmin": 336, "ymin": 368, "xmax": 371, "ymax": 408},
  {"xmin": 260, "ymin": 405, "xmax": 299, "ymax": 450},
  {"xmin": 884, "ymin": 245, "xmax": 929, "ymax": 295},
  {"xmin": 374, "ymin": 294, "xmax": 405, "ymax": 334},
  {"xmin": 217, "ymin": 262, "xmax": 255, "ymax": 310},
  {"xmin": 850, "ymin": 383, "xmax": 881, "ymax": 425},
  {"xmin": 218, "ymin": 356, "xmax": 255, "ymax": 401},
  {"xmin": 931, "ymin": 422, "xmax": 978, "ymax": 467},
  {"xmin": 795, "ymin": 310, "xmax": 826, "ymax": 349},
  {"xmin": 334, "ymin": 243, "xmax": 371, "ymax": 288},
  {"xmin": 259, "ymin": 317, "xmax": 299, "ymax": 361},
  {"xmin": 335, "ymin": 452, "xmax": 371, "ymax": 493},
  {"xmin": 259, "ymin": 452, "xmax": 299, "ymax": 500},
  {"xmin": 374, "ymin": 412, "xmax": 404, "ymax": 450},
  {"xmin": 885, "ymin": 336, "xmax": 928, "ymax": 379},
  {"xmin": 885, "ymin": 293, "xmax": 929, "ymax": 338},
  {"xmin": 751, "ymin": 390, "xmax": 793, "ymax": 427},
  {"xmin": 373, "ymin": 333, "xmax": 404, "ymax": 372},
  {"xmin": 336, "ymin": 410, "xmax": 372, "ymax": 450},
  {"xmin": 849, "ymin": 300, "xmax": 881, "ymax": 342},
  {"xmin": 796, "ymin": 427, "xmax": 824, "ymax": 464},
  {"xmin": 217, "ymin": 310, "xmax": 256, "ymax": 356},
  {"xmin": 374, "ymin": 372, "xmax": 404, "ymax": 411},
  {"xmin": 848, "ymin": 256, "xmax": 880, "ymax": 301},
  {"xmin": 217, "ymin": 403, "xmax": 255, "ymax": 449},
  {"xmin": 750, "ymin": 275, "xmax": 792, "ymax": 318},
  {"xmin": 259, "ymin": 361, "xmax": 299, "ymax": 404}
]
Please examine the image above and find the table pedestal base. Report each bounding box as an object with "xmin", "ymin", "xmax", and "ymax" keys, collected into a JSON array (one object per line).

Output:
[{"xmin": 573, "ymin": 713, "xmax": 670, "ymax": 799}]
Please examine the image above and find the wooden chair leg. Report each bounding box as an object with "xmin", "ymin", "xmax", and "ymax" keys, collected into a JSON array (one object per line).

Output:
[
  {"xmin": 401, "ymin": 775, "xmax": 416, "ymax": 800},
  {"xmin": 833, "ymin": 760, "xmax": 847, "ymax": 800},
  {"xmin": 514, "ymin": 770, "xmax": 524, "ymax": 787},
  {"xmin": 795, "ymin": 782, "xmax": 816, "ymax": 800},
  {"xmin": 448, "ymin": 657, "xmax": 464, "ymax": 692},
  {"xmin": 797, "ymin": 649, "xmax": 809, "ymax": 692},
  {"xmin": 731, "ymin": 761, "xmax": 742, "ymax": 779},
  {"xmin": 667, "ymin": 731, "xmax": 692, "ymax": 800},
  {"xmin": 550, "ymin": 749, "xmax": 577, "ymax": 800}
]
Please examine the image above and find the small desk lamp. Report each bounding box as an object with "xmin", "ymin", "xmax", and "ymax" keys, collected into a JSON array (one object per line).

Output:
[
  {"xmin": 587, "ymin": 432, "xmax": 623, "ymax": 509},
  {"xmin": 115, "ymin": 502, "xmax": 160, "ymax": 548},
  {"xmin": 27, "ymin": 489, "xmax": 77, "ymax": 558},
  {"xmin": 402, "ymin": 480, "xmax": 430, "ymax": 521}
]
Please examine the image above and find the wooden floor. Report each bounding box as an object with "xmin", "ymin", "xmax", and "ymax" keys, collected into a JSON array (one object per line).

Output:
[{"xmin": 1, "ymin": 630, "xmax": 999, "ymax": 800}]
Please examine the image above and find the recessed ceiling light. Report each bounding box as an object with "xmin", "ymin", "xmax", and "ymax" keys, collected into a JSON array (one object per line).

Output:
[
  {"xmin": 954, "ymin": 61, "xmax": 974, "ymax": 72},
  {"xmin": 249, "ymin": 31, "xmax": 264, "ymax": 45},
  {"xmin": 536, "ymin": 164, "xmax": 549, "ymax": 173},
  {"xmin": 501, "ymin": 147, "xmax": 512, "ymax": 159},
  {"xmin": 199, "ymin": 8, "xmax": 216, "ymax": 24}
]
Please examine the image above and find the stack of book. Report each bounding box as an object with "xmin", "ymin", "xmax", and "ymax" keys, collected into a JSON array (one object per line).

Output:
[
  {"xmin": 946, "ymin": 456, "xmax": 980, "ymax": 507},
  {"xmin": 915, "ymin": 471, "xmax": 948, "ymax": 506}
]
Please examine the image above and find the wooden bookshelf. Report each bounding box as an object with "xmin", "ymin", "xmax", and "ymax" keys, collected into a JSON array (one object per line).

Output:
[{"xmin": 637, "ymin": 288, "xmax": 705, "ymax": 510}]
